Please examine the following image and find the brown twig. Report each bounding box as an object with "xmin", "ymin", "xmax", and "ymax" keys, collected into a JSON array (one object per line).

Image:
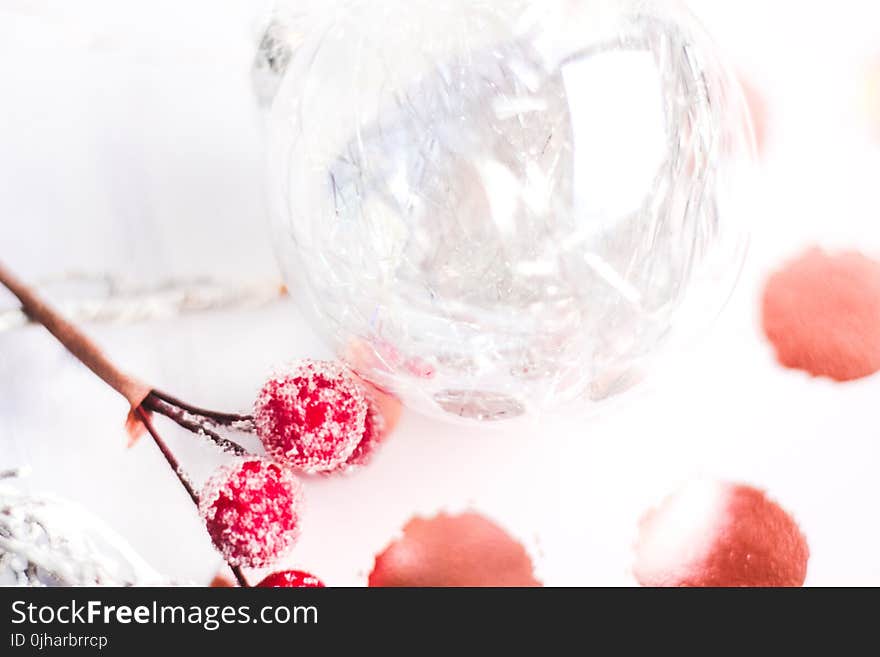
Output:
[
  {"xmin": 0, "ymin": 260, "xmax": 253, "ymax": 453},
  {"xmin": 150, "ymin": 389, "xmax": 254, "ymax": 428},
  {"xmin": 0, "ymin": 259, "xmax": 252, "ymax": 587},
  {"xmin": 137, "ymin": 408, "xmax": 248, "ymax": 588},
  {"xmin": 142, "ymin": 394, "xmax": 248, "ymax": 456},
  {"xmin": 0, "ymin": 261, "xmax": 150, "ymax": 410},
  {"xmin": 135, "ymin": 407, "xmax": 201, "ymax": 506}
]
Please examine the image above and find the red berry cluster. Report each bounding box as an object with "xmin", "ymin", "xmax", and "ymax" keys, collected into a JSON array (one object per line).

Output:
[{"xmin": 199, "ymin": 359, "xmax": 396, "ymax": 585}]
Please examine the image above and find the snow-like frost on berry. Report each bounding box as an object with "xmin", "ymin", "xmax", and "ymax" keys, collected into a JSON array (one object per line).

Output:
[
  {"xmin": 199, "ymin": 458, "xmax": 304, "ymax": 568},
  {"xmin": 257, "ymin": 570, "xmax": 325, "ymax": 588},
  {"xmin": 337, "ymin": 397, "xmax": 384, "ymax": 471},
  {"xmin": 634, "ymin": 480, "xmax": 809, "ymax": 587},
  {"xmin": 254, "ymin": 360, "xmax": 369, "ymax": 473}
]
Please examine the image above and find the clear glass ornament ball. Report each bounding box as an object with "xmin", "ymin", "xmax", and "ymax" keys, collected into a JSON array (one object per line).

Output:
[{"xmin": 263, "ymin": 0, "xmax": 754, "ymax": 423}]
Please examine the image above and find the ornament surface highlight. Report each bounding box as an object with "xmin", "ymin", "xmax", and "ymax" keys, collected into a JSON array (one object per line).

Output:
[{"xmin": 265, "ymin": 0, "xmax": 753, "ymax": 421}]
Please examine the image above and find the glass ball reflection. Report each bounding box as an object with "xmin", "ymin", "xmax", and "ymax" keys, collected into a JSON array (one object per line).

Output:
[{"xmin": 264, "ymin": 0, "xmax": 753, "ymax": 422}]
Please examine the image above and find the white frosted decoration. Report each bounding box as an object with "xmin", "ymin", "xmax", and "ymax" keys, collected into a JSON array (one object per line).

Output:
[
  {"xmin": 0, "ymin": 484, "xmax": 168, "ymax": 586},
  {"xmin": 259, "ymin": 0, "xmax": 754, "ymax": 422},
  {"xmin": 633, "ymin": 479, "xmax": 726, "ymax": 585}
]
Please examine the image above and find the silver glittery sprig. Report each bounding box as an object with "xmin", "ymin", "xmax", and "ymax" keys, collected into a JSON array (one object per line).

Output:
[{"xmin": 0, "ymin": 477, "xmax": 168, "ymax": 587}]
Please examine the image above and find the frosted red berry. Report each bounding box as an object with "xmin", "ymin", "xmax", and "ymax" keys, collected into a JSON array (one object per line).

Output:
[
  {"xmin": 336, "ymin": 378, "xmax": 402, "ymax": 472},
  {"xmin": 257, "ymin": 570, "xmax": 325, "ymax": 588},
  {"xmin": 634, "ymin": 480, "xmax": 809, "ymax": 587},
  {"xmin": 337, "ymin": 399, "xmax": 383, "ymax": 470},
  {"xmin": 200, "ymin": 458, "xmax": 304, "ymax": 568},
  {"xmin": 254, "ymin": 360, "xmax": 368, "ymax": 473}
]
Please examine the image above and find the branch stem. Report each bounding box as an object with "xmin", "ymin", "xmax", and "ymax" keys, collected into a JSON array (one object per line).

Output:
[
  {"xmin": 0, "ymin": 260, "xmax": 150, "ymax": 409},
  {"xmin": 137, "ymin": 408, "xmax": 249, "ymax": 588},
  {"xmin": 142, "ymin": 394, "xmax": 248, "ymax": 456},
  {"xmin": 1, "ymin": 260, "xmax": 251, "ymax": 588},
  {"xmin": 150, "ymin": 389, "xmax": 254, "ymax": 427},
  {"xmin": 136, "ymin": 407, "xmax": 200, "ymax": 506}
]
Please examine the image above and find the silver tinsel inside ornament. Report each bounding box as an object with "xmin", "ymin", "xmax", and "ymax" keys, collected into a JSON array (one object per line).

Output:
[{"xmin": 259, "ymin": 0, "xmax": 753, "ymax": 422}]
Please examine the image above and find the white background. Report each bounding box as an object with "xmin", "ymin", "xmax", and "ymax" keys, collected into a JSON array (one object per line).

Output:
[{"xmin": 1, "ymin": 0, "xmax": 879, "ymax": 586}]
